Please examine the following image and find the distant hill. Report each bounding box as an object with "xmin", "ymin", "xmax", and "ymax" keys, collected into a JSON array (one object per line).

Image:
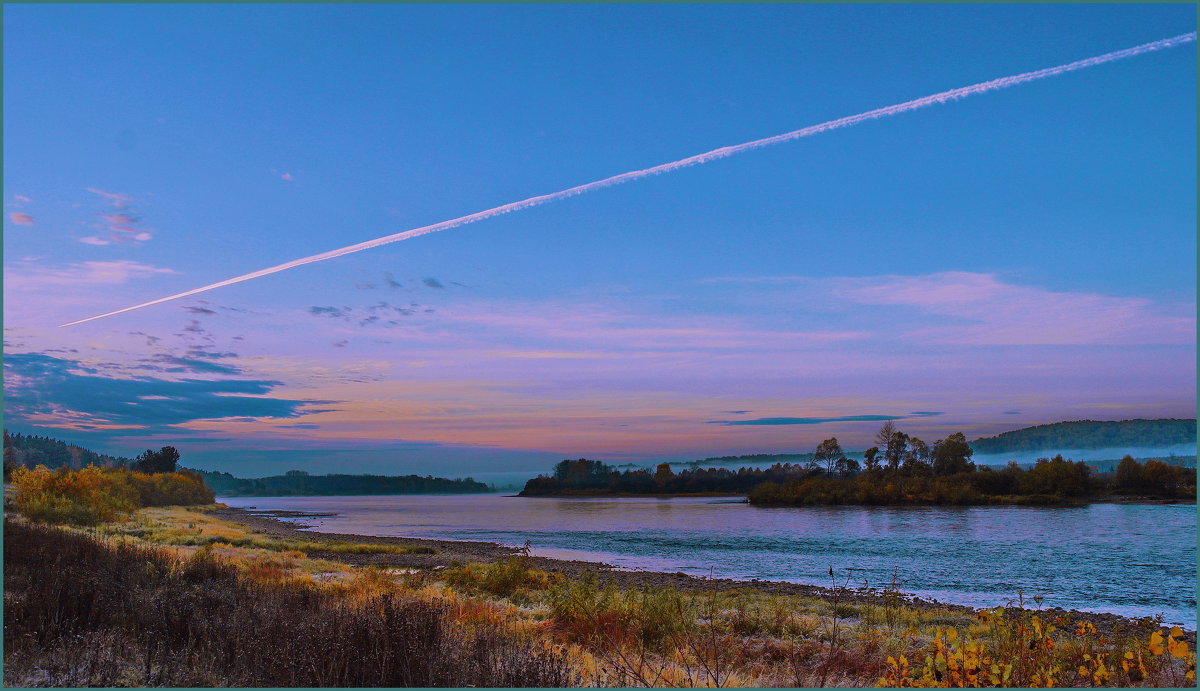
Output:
[
  {"xmin": 689, "ymin": 452, "xmax": 816, "ymax": 466},
  {"xmin": 3, "ymin": 431, "xmax": 133, "ymax": 470},
  {"xmin": 970, "ymin": 419, "xmax": 1196, "ymax": 456},
  {"xmin": 191, "ymin": 468, "xmax": 491, "ymax": 496}
]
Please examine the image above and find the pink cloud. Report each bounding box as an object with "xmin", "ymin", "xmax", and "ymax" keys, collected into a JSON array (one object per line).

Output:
[
  {"xmin": 78, "ymin": 236, "xmax": 110, "ymax": 246},
  {"xmin": 435, "ymin": 299, "xmax": 870, "ymax": 350},
  {"xmin": 5, "ymin": 260, "xmax": 177, "ymax": 290},
  {"xmin": 835, "ymin": 272, "xmax": 1195, "ymax": 346},
  {"xmin": 85, "ymin": 188, "xmax": 134, "ymax": 206},
  {"xmin": 13, "ymin": 194, "xmax": 31, "ymax": 204},
  {"xmin": 9, "ymin": 212, "xmax": 34, "ymax": 226},
  {"xmin": 102, "ymin": 213, "xmax": 137, "ymax": 230},
  {"xmin": 280, "ymin": 172, "xmax": 295, "ymax": 181}
]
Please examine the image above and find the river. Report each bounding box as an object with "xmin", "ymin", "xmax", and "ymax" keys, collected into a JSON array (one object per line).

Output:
[{"xmin": 219, "ymin": 494, "xmax": 1196, "ymax": 626}]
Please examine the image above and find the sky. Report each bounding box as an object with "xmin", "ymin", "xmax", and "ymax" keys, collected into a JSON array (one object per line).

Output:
[{"xmin": 4, "ymin": 4, "xmax": 1196, "ymax": 478}]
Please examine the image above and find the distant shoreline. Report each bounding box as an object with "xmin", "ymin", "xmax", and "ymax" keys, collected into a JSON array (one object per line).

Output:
[{"xmin": 516, "ymin": 490, "xmax": 1195, "ymax": 505}]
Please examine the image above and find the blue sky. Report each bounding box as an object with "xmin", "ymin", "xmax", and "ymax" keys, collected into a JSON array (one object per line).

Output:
[{"xmin": 4, "ymin": 4, "xmax": 1195, "ymax": 477}]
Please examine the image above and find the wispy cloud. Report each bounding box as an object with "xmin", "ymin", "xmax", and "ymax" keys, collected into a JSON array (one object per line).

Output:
[
  {"xmin": 307, "ymin": 301, "xmax": 427, "ymax": 325},
  {"xmin": 5, "ymin": 260, "xmax": 177, "ymax": 290},
  {"xmin": 437, "ymin": 299, "xmax": 869, "ymax": 350},
  {"xmin": 707, "ymin": 411, "xmax": 945, "ymax": 426},
  {"xmin": 835, "ymin": 271, "xmax": 1195, "ymax": 345},
  {"xmin": 706, "ymin": 271, "xmax": 1193, "ymax": 346},
  {"xmin": 9, "ymin": 212, "xmax": 34, "ymax": 226},
  {"xmin": 485, "ymin": 350, "xmax": 620, "ymax": 360},
  {"xmin": 84, "ymin": 188, "xmax": 134, "ymax": 205},
  {"xmin": 145, "ymin": 354, "xmax": 242, "ymax": 375},
  {"xmin": 83, "ymin": 188, "xmax": 153, "ymax": 244}
]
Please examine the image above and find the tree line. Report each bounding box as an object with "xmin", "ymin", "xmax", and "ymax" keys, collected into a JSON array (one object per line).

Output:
[
  {"xmin": 521, "ymin": 422, "xmax": 1195, "ymax": 505},
  {"xmin": 750, "ymin": 421, "xmax": 1194, "ymax": 506},
  {"xmin": 193, "ymin": 469, "xmax": 490, "ymax": 496},
  {"xmin": 969, "ymin": 419, "xmax": 1195, "ymax": 455},
  {"xmin": 3, "ymin": 431, "xmax": 183, "ymax": 480},
  {"xmin": 519, "ymin": 458, "xmax": 818, "ymax": 496}
]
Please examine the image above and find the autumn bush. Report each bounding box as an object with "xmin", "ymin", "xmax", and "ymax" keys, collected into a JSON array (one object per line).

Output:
[
  {"xmin": 11, "ymin": 465, "xmax": 214, "ymax": 525},
  {"xmin": 879, "ymin": 607, "xmax": 1195, "ymax": 687}
]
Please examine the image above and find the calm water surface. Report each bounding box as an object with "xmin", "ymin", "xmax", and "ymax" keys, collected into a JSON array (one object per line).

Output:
[{"xmin": 220, "ymin": 494, "xmax": 1196, "ymax": 625}]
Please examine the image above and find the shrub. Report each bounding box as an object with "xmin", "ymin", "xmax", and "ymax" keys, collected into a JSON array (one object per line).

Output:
[
  {"xmin": 547, "ymin": 573, "xmax": 691, "ymax": 650},
  {"xmin": 11, "ymin": 465, "xmax": 215, "ymax": 525},
  {"xmin": 443, "ymin": 555, "xmax": 559, "ymax": 597},
  {"xmin": 11, "ymin": 465, "xmax": 136, "ymax": 525}
]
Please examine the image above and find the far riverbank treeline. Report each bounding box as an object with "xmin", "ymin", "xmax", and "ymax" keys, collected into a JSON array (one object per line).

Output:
[
  {"xmin": 193, "ymin": 469, "xmax": 490, "ymax": 496},
  {"xmin": 521, "ymin": 424, "xmax": 1196, "ymax": 505},
  {"xmin": 3, "ymin": 432, "xmax": 491, "ymax": 497}
]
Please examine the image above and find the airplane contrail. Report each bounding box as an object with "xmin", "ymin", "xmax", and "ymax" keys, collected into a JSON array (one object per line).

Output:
[{"xmin": 61, "ymin": 32, "xmax": 1196, "ymax": 328}]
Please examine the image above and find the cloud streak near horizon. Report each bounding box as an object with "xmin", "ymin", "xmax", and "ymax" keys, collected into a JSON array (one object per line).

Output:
[
  {"xmin": 708, "ymin": 411, "xmax": 946, "ymax": 426},
  {"xmin": 60, "ymin": 32, "xmax": 1196, "ymax": 328}
]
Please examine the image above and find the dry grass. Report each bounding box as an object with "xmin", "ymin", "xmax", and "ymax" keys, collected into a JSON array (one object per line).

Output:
[
  {"xmin": 3, "ymin": 519, "xmax": 576, "ymax": 688},
  {"xmin": 96, "ymin": 505, "xmax": 433, "ymax": 556}
]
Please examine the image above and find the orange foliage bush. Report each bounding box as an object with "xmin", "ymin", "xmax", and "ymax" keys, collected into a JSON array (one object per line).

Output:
[{"xmin": 11, "ymin": 465, "xmax": 214, "ymax": 525}]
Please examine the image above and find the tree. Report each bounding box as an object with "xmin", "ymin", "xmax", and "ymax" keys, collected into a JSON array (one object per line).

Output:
[
  {"xmin": 814, "ymin": 438, "xmax": 846, "ymax": 475},
  {"xmin": 884, "ymin": 431, "xmax": 909, "ymax": 471},
  {"xmin": 1114, "ymin": 455, "xmax": 1142, "ymax": 492},
  {"xmin": 931, "ymin": 433, "xmax": 974, "ymax": 476},
  {"xmin": 3, "ymin": 431, "xmax": 14, "ymax": 481},
  {"xmin": 131, "ymin": 446, "xmax": 180, "ymax": 474},
  {"xmin": 1020, "ymin": 455, "xmax": 1091, "ymax": 497},
  {"xmin": 874, "ymin": 421, "xmax": 897, "ymax": 450},
  {"xmin": 654, "ymin": 463, "xmax": 673, "ymax": 488},
  {"xmin": 552, "ymin": 458, "xmax": 612, "ymax": 489},
  {"xmin": 862, "ymin": 447, "xmax": 881, "ymax": 472},
  {"xmin": 902, "ymin": 437, "xmax": 931, "ymax": 475},
  {"xmin": 1139, "ymin": 459, "xmax": 1184, "ymax": 496}
]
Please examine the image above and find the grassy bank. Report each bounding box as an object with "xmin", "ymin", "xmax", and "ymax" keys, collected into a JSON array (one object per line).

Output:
[
  {"xmin": 3, "ymin": 517, "xmax": 574, "ymax": 687},
  {"xmin": 5, "ymin": 501, "xmax": 1194, "ymax": 687}
]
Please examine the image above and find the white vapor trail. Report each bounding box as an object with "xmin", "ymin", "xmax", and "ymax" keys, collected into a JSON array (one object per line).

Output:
[{"xmin": 62, "ymin": 32, "xmax": 1195, "ymax": 327}]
